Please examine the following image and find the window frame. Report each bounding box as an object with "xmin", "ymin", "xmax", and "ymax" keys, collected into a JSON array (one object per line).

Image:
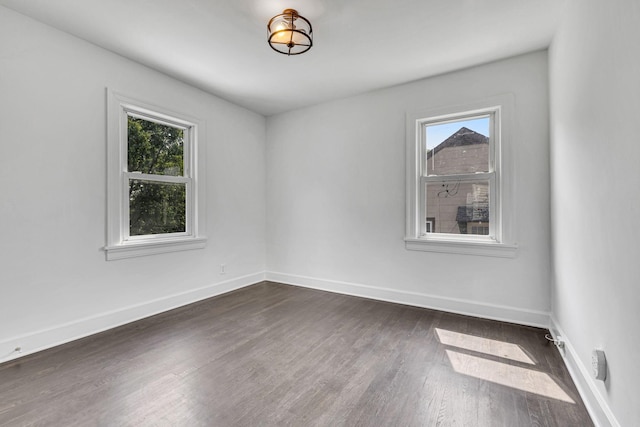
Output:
[
  {"xmin": 105, "ymin": 90, "xmax": 206, "ymax": 260},
  {"xmin": 405, "ymin": 95, "xmax": 517, "ymax": 258},
  {"xmin": 419, "ymin": 111, "xmax": 497, "ymax": 241}
]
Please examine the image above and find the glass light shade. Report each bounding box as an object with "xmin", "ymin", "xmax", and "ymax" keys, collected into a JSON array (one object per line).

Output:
[{"xmin": 267, "ymin": 9, "xmax": 313, "ymax": 55}]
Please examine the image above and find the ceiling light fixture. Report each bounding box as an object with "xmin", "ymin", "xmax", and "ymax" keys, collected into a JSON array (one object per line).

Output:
[{"xmin": 267, "ymin": 9, "xmax": 313, "ymax": 56}]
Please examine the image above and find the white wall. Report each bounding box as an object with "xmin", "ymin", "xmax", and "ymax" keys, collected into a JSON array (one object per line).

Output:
[
  {"xmin": 266, "ymin": 51, "xmax": 552, "ymax": 326},
  {"xmin": 0, "ymin": 8, "xmax": 266, "ymax": 361},
  {"xmin": 549, "ymin": 0, "xmax": 640, "ymax": 426}
]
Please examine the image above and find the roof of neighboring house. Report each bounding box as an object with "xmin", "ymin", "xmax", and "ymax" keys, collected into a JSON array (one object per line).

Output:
[{"xmin": 427, "ymin": 127, "xmax": 489, "ymax": 159}]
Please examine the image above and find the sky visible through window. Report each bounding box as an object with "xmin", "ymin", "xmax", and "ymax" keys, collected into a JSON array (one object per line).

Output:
[{"xmin": 426, "ymin": 117, "xmax": 490, "ymax": 150}]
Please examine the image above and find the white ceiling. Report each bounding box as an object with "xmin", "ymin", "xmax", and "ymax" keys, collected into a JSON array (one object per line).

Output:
[{"xmin": 1, "ymin": 0, "xmax": 566, "ymax": 116}]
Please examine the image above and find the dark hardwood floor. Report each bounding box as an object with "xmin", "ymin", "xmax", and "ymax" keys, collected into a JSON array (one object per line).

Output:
[{"xmin": 0, "ymin": 282, "xmax": 593, "ymax": 426}]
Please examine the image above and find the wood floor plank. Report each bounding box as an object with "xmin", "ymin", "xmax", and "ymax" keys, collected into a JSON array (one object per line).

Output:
[{"xmin": 0, "ymin": 282, "xmax": 593, "ymax": 426}]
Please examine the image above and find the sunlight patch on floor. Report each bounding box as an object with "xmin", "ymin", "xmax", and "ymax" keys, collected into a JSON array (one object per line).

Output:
[
  {"xmin": 435, "ymin": 328, "xmax": 534, "ymax": 365},
  {"xmin": 445, "ymin": 350, "xmax": 575, "ymax": 403}
]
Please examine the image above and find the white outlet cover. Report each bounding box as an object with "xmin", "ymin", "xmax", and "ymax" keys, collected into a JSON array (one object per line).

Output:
[{"xmin": 592, "ymin": 349, "xmax": 607, "ymax": 381}]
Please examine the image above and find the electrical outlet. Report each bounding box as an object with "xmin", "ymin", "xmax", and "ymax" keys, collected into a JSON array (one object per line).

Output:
[{"xmin": 592, "ymin": 349, "xmax": 607, "ymax": 381}]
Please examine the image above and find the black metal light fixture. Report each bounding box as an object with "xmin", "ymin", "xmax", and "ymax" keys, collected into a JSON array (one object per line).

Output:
[{"xmin": 267, "ymin": 9, "xmax": 313, "ymax": 56}]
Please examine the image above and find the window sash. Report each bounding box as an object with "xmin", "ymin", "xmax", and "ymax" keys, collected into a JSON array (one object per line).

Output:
[
  {"xmin": 419, "ymin": 112, "xmax": 497, "ymax": 178},
  {"xmin": 124, "ymin": 172, "xmax": 190, "ymax": 184},
  {"xmin": 123, "ymin": 173, "xmax": 193, "ymax": 241},
  {"xmin": 418, "ymin": 172, "xmax": 497, "ymax": 240},
  {"xmin": 124, "ymin": 111, "xmax": 192, "ymax": 178}
]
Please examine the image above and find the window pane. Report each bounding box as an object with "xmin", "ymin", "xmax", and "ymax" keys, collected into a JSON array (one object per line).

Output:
[
  {"xmin": 129, "ymin": 179, "xmax": 186, "ymax": 236},
  {"xmin": 425, "ymin": 180, "xmax": 490, "ymax": 235},
  {"xmin": 128, "ymin": 116, "xmax": 184, "ymax": 176},
  {"xmin": 425, "ymin": 116, "xmax": 490, "ymax": 176}
]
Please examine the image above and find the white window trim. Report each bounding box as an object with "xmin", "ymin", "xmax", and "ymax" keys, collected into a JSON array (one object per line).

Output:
[
  {"xmin": 405, "ymin": 95, "xmax": 517, "ymax": 258},
  {"xmin": 105, "ymin": 89, "xmax": 207, "ymax": 260}
]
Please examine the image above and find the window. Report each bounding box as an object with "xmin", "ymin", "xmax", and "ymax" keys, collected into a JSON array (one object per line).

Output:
[
  {"xmin": 405, "ymin": 96, "xmax": 517, "ymax": 257},
  {"xmin": 105, "ymin": 90, "xmax": 206, "ymax": 260}
]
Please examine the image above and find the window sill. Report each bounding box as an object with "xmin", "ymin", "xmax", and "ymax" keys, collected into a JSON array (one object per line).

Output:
[
  {"xmin": 104, "ymin": 236, "xmax": 207, "ymax": 260},
  {"xmin": 404, "ymin": 237, "xmax": 517, "ymax": 258}
]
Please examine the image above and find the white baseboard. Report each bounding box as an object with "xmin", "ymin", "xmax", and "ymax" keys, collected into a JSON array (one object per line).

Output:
[
  {"xmin": 265, "ymin": 271, "xmax": 550, "ymax": 328},
  {"xmin": 548, "ymin": 318, "xmax": 620, "ymax": 427},
  {"xmin": 0, "ymin": 272, "xmax": 265, "ymax": 364}
]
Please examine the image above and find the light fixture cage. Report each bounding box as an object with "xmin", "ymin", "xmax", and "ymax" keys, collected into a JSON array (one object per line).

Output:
[{"xmin": 267, "ymin": 9, "xmax": 313, "ymax": 56}]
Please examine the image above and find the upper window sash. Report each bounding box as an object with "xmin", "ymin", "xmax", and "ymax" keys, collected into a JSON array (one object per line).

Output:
[
  {"xmin": 419, "ymin": 111, "xmax": 497, "ymax": 178},
  {"xmin": 123, "ymin": 109, "xmax": 193, "ymax": 177}
]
